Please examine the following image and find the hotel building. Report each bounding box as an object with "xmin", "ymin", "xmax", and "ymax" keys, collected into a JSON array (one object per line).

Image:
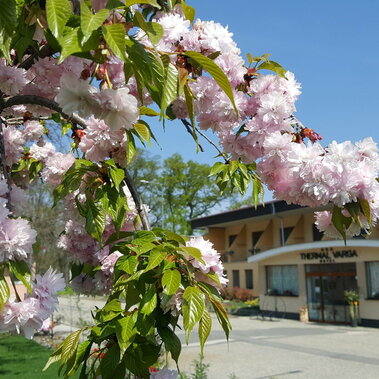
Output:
[{"xmin": 191, "ymin": 200, "xmax": 379, "ymax": 326}]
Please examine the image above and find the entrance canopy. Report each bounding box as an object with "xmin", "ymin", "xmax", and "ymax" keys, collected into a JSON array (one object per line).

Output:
[{"xmin": 247, "ymin": 240, "xmax": 379, "ymax": 263}]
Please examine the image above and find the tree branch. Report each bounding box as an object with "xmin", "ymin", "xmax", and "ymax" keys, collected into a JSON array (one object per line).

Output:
[
  {"xmin": 0, "ymin": 118, "xmax": 12, "ymax": 211},
  {"xmin": 123, "ymin": 169, "xmax": 151, "ymax": 231},
  {"xmin": 0, "ymin": 94, "xmax": 151, "ymax": 231},
  {"xmin": 0, "ymin": 95, "xmax": 87, "ymax": 127},
  {"xmin": 180, "ymin": 119, "xmax": 204, "ymax": 152},
  {"xmin": 181, "ymin": 119, "xmax": 229, "ymax": 162},
  {"xmin": 18, "ymin": 44, "xmax": 56, "ymax": 70}
]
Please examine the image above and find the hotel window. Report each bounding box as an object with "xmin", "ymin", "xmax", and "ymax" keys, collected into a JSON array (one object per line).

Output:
[
  {"xmin": 366, "ymin": 262, "xmax": 379, "ymax": 299},
  {"xmin": 228, "ymin": 234, "xmax": 237, "ymax": 246},
  {"xmin": 312, "ymin": 224, "xmax": 324, "ymax": 241},
  {"xmin": 245, "ymin": 269, "xmax": 253, "ymax": 289},
  {"xmin": 279, "ymin": 227, "xmax": 294, "ymax": 245},
  {"xmin": 232, "ymin": 270, "xmax": 240, "ymax": 287},
  {"xmin": 266, "ymin": 265, "xmax": 298, "ymax": 296},
  {"xmin": 250, "ymin": 231, "xmax": 263, "ymax": 254}
]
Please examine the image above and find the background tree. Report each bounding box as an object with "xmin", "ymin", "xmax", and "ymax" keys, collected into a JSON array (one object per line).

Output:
[{"xmin": 130, "ymin": 150, "xmax": 235, "ymax": 234}]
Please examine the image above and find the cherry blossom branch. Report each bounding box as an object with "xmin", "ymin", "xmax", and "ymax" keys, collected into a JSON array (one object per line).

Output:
[
  {"xmin": 181, "ymin": 119, "xmax": 229, "ymax": 162},
  {"xmin": 123, "ymin": 169, "xmax": 151, "ymax": 231},
  {"xmin": 180, "ymin": 119, "xmax": 204, "ymax": 152},
  {"xmin": 0, "ymin": 93, "xmax": 152, "ymax": 233},
  {"xmin": 0, "ymin": 95, "xmax": 151, "ymax": 231},
  {"xmin": 0, "ymin": 118, "xmax": 12, "ymax": 211},
  {"xmin": 9, "ymin": 273, "xmax": 22, "ymax": 302},
  {"xmin": 0, "ymin": 95, "xmax": 87, "ymax": 127},
  {"xmin": 18, "ymin": 44, "xmax": 56, "ymax": 70}
]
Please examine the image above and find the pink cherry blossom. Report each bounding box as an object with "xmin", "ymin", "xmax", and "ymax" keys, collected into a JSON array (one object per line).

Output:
[{"xmin": 0, "ymin": 59, "xmax": 28, "ymax": 95}]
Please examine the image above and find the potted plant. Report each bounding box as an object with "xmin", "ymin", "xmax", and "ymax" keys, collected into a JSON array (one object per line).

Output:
[
  {"xmin": 299, "ymin": 305, "xmax": 308, "ymax": 322},
  {"xmin": 344, "ymin": 290, "xmax": 360, "ymax": 327}
]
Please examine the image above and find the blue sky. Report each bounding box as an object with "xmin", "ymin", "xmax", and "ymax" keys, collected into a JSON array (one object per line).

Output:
[{"xmin": 147, "ymin": 0, "xmax": 379, "ymax": 164}]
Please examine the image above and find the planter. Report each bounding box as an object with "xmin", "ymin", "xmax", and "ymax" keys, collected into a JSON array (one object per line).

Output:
[{"xmin": 299, "ymin": 306, "xmax": 308, "ymax": 322}]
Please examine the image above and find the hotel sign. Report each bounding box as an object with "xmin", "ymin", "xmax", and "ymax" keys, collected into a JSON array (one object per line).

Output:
[{"xmin": 300, "ymin": 248, "xmax": 358, "ymax": 263}]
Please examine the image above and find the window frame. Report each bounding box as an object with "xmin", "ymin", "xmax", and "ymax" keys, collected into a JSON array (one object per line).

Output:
[
  {"xmin": 266, "ymin": 264, "xmax": 299, "ymax": 296},
  {"xmin": 366, "ymin": 261, "xmax": 379, "ymax": 300}
]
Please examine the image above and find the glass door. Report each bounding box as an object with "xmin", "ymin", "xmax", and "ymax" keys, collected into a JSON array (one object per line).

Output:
[
  {"xmin": 306, "ymin": 276, "xmax": 322, "ymax": 321},
  {"xmin": 322, "ymin": 275, "xmax": 351, "ymax": 323},
  {"xmin": 306, "ymin": 264, "xmax": 357, "ymax": 323}
]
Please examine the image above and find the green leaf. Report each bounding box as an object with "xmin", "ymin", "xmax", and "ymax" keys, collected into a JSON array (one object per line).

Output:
[
  {"xmin": 198, "ymin": 309, "xmax": 212, "ymax": 356},
  {"xmin": 257, "ymin": 60, "xmax": 286, "ymax": 78},
  {"xmin": 85, "ymin": 199, "xmax": 107, "ymax": 243},
  {"xmin": 0, "ymin": 0, "xmax": 17, "ymax": 37},
  {"xmin": 106, "ymin": 0, "xmax": 125, "ymax": 9},
  {"xmin": 129, "ymin": 242, "xmax": 156, "ymax": 255},
  {"xmin": 125, "ymin": 0, "xmax": 160, "ymax": 8},
  {"xmin": 158, "ymin": 327, "xmax": 181, "ymax": 363},
  {"xmin": 140, "ymin": 287, "xmax": 157, "ymax": 315},
  {"xmin": 8, "ymin": 260, "xmax": 32, "ymax": 293},
  {"xmin": 146, "ymin": 22, "xmax": 164, "ymax": 45},
  {"xmin": 80, "ymin": 3, "xmax": 109, "ymax": 40},
  {"xmin": 12, "ymin": 21, "xmax": 36, "ymax": 59},
  {"xmin": 0, "ymin": 266, "xmax": 10, "ymax": 310},
  {"xmin": 100, "ymin": 344, "xmax": 120, "ymax": 379},
  {"xmin": 180, "ymin": 246, "xmax": 205, "ymax": 265},
  {"xmin": 145, "ymin": 249, "xmax": 166, "ymax": 271},
  {"xmin": 332, "ymin": 205, "xmax": 352, "ymax": 242},
  {"xmin": 57, "ymin": 28, "xmax": 83, "ymax": 62},
  {"xmin": 184, "ymin": 51, "xmax": 238, "ymax": 115},
  {"xmin": 205, "ymin": 271, "xmax": 221, "ymax": 287},
  {"xmin": 183, "ymin": 83, "xmax": 196, "ymax": 131},
  {"xmin": 162, "ymin": 269, "xmax": 181, "ymax": 295},
  {"xmin": 102, "ymin": 23, "xmax": 127, "ymax": 61},
  {"xmin": 229, "ymin": 160, "xmax": 239, "ymax": 176},
  {"xmin": 211, "ymin": 298, "xmax": 231, "ymax": 340},
  {"xmin": 134, "ymin": 123, "xmax": 151, "ymax": 145},
  {"xmin": 67, "ymin": 340, "xmax": 91, "ymax": 377},
  {"xmin": 116, "ymin": 255, "xmax": 138, "ymax": 275},
  {"xmin": 182, "ymin": 286, "xmax": 204, "ymax": 343},
  {"xmin": 109, "ymin": 166, "xmax": 125, "ymax": 189},
  {"xmin": 209, "ymin": 162, "xmax": 226, "ymax": 176},
  {"xmin": 164, "ymin": 231, "xmax": 187, "ymax": 245},
  {"xmin": 115, "ymin": 315, "xmax": 136, "ymax": 353},
  {"xmin": 139, "ymin": 106, "xmax": 160, "ymax": 117},
  {"xmin": 100, "ymin": 299, "xmax": 123, "ymax": 322},
  {"xmin": 43, "ymin": 344, "xmax": 63, "ymax": 371},
  {"xmin": 61, "ymin": 329, "xmax": 82, "ymax": 363},
  {"xmin": 160, "ymin": 58, "xmax": 178, "ymax": 117},
  {"xmin": 345, "ymin": 202, "xmax": 361, "ymax": 221},
  {"xmin": 359, "ymin": 199, "xmax": 372, "ymax": 226},
  {"xmin": 181, "ymin": 1, "xmax": 195, "ymax": 22},
  {"xmin": 126, "ymin": 131, "xmax": 137, "ymax": 164},
  {"xmin": 46, "ymin": 0, "xmax": 72, "ymax": 38}
]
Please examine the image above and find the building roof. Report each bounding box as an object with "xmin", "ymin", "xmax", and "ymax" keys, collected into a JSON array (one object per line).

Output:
[{"xmin": 191, "ymin": 200, "xmax": 307, "ymax": 229}]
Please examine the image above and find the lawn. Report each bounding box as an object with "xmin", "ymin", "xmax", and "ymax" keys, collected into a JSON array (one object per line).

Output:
[{"xmin": 0, "ymin": 334, "xmax": 78, "ymax": 379}]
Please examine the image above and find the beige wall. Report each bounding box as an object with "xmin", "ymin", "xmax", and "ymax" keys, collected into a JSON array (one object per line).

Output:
[
  {"xmin": 255, "ymin": 246, "xmax": 379, "ymax": 319},
  {"xmin": 205, "ymin": 206, "xmax": 379, "ymax": 323}
]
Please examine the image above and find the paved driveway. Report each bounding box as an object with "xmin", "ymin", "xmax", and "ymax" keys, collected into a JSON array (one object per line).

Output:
[
  {"xmin": 56, "ymin": 298, "xmax": 379, "ymax": 378},
  {"xmin": 176, "ymin": 316, "xmax": 379, "ymax": 379}
]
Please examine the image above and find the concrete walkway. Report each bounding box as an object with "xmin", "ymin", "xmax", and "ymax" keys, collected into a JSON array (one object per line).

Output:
[
  {"xmin": 176, "ymin": 315, "xmax": 379, "ymax": 379},
  {"xmin": 54, "ymin": 298, "xmax": 379, "ymax": 378}
]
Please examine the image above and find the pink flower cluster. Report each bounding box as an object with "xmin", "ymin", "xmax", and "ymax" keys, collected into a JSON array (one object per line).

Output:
[
  {"xmin": 58, "ymin": 187, "xmax": 138, "ymax": 295},
  {"xmin": 134, "ymin": 6, "xmax": 379, "ymax": 236},
  {"xmin": 28, "ymin": 139, "xmax": 76, "ymax": 187},
  {"xmin": 0, "ymin": 268, "xmax": 65, "ymax": 338},
  {"xmin": 186, "ymin": 236, "xmax": 228, "ymax": 288},
  {"xmin": 0, "ymin": 180, "xmax": 36, "ymax": 263}
]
